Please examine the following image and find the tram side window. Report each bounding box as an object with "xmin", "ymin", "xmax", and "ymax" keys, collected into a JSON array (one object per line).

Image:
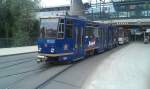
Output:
[
  {"xmin": 66, "ymin": 25, "xmax": 73, "ymax": 38},
  {"xmin": 66, "ymin": 19, "xmax": 73, "ymax": 38},
  {"xmin": 40, "ymin": 27, "xmax": 45, "ymax": 38},
  {"xmin": 66, "ymin": 19, "xmax": 73, "ymax": 25},
  {"xmin": 60, "ymin": 19, "xmax": 65, "ymax": 23},
  {"xmin": 58, "ymin": 24, "xmax": 64, "ymax": 32},
  {"xmin": 94, "ymin": 28, "xmax": 99, "ymax": 38},
  {"xmin": 58, "ymin": 19, "xmax": 65, "ymax": 39},
  {"xmin": 98, "ymin": 29, "xmax": 102, "ymax": 38},
  {"xmin": 101, "ymin": 29, "xmax": 103, "ymax": 38},
  {"xmin": 58, "ymin": 33, "xmax": 64, "ymax": 38},
  {"xmin": 85, "ymin": 27, "xmax": 94, "ymax": 38}
]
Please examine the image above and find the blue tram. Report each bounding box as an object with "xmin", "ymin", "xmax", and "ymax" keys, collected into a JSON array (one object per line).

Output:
[{"xmin": 37, "ymin": 16, "xmax": 119, "ymax": 62}]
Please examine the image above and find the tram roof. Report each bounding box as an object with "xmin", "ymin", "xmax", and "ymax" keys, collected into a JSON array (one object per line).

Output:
[{"xmin": 40, "ymin": 16, "xmax": 113, "ymax": 26}]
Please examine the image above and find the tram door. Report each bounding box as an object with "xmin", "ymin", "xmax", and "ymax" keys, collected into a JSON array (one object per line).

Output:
[
  {"xmin": 99, "ymin": 28, "xmax": 104, "ymax": 50},
  {"xmin": 75, "ymin": 25, "xmax": 84, "ymax": 58}
]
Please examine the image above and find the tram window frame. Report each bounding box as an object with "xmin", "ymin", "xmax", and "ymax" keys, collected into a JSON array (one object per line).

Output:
[
  {"xmin": 57, "ymin": 19, "xmax": 65, "ymax": 39},
  {"xmin": 102, "ymin": 29, "xmax": 104, "ymax": 38},
  {"xmin": 94, "ymin": 27, "xmax": 99, "ymax": 38},
  {"xmin": 65, "ymin": 19, "xmax": 73, "ymax": 38},
  {"xmin": 98, "ymin": 28, "xmax": 102, "ymax": 38},
  {"xmin": 60, "ymin": 19, "xmax": 65, "ymax": 23},
  {"xmin": 40, "ymin": 27, "xmax": 46, "ymax": 38},
  {"xmin": 101, "ymin": 28, "xmax": 104, "ymax": 38},
  {"xmin": 58, "ymin": 23, "xmax": 64, "ymax": 33},
  {"xmin": 40, "ymin": 18, "xmax": 59, "ymax": 39},
  {"xmin": 85, "ymin": 26, "xmax": 94, "ymax": 39},
  {"xmin": 57, "ymin": 33, "xmax": 64, "ymax": 38},
  {"xmin": 66, "ymin": 19, "xmax": 73, "ymax": 25}
]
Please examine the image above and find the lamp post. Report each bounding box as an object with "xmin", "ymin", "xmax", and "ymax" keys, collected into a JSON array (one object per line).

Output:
[{"xmin": 99, "ymin": 0, "xmax": 105, "ymax": 19}]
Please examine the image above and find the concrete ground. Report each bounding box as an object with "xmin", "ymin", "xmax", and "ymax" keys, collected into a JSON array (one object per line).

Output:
[
  {"xmin": 0, "ymin": 53, "xmax": 71, "ymax": 89},
  {"xmin": 43, "ymin": 42, "xmax": 150, "ymax": 89},
  {"xmin": 0, "ymin": 46, "xmax": 37, "ymax": 56},
  {"xmin": 0, "ymin": 42, "xmax": 150, "ymax": 89}
]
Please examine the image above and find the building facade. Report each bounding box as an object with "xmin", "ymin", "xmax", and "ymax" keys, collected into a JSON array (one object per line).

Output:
[
  {"xmin": 112, "ymin": 0, "xmax": 150, "ymax": 19},
  {"xmin": 37, "ymin": 3, "xmax": 90, "ymax": 18}
]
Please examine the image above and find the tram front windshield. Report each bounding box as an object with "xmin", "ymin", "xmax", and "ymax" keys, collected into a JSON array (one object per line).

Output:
[{"xmin": 40, "ymin": 18, "xmax": 59, "ymax": 38}]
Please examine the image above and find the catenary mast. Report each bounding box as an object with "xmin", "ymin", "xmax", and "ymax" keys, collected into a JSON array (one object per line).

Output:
[{"xmin": 69, "ymin": 0, "xmax": 85, "ymax": 17}]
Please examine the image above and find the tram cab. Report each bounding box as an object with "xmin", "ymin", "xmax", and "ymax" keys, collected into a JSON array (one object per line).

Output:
[
  {"xmin": 37, "ymin": 17, "xmax": 85, "ymax": 62},
  {"xmin": 37, "ymin": 16, "xmax": 119, "ymax": 63}
]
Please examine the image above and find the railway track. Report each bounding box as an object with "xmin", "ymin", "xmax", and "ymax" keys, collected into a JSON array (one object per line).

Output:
[
  {"xmin": 0, "ymin": 57, "xmax": 36, "ymax": 70},
  {"xmin": 0, "ymin": 56, "xmax": 36, "ymax": 64},
  {"xmin": 0, "ymin": 53, "xmax": 78, "ymax": 89},
  {"xmin": 0, "ymin": 66, "xmax": 44, "ymax": 79},
  {"xmin": 35, "ymin": 63, "xmax": 75, "ymax": 89},
  {"xmin": 0, "ymin": 62, "xmax": 51, "ymax": 79},
  {"xmin": 2, "ymin": 63, "xmax": 74, "ymax": 89}
]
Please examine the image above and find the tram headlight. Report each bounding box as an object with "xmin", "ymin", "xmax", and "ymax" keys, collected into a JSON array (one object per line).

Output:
[
  {"xmin": 38, "ymin": 48, "xmax": 42, "ymax": 52},
  {"xmin": 64, "ymin": 44, "xmax": 68, "ymax": 50},
  {"xmin": 50, "ymin": 48, "xmax": 55, "ymax": 53}
]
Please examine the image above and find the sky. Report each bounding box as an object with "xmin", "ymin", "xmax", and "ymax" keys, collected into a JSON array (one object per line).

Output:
[{"xmin": 40, "ymin": 0, "xmax": 110, "ymax": 7}]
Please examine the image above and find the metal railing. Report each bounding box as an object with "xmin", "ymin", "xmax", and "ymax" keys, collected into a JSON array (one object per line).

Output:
[
  {"xmin": 85, "ymin": 0, "xmax": 150, "ymax": 21},
  {"xmin": 86, "ymin": 12, "xmax": 150, "ymax": 21},
  {"xmin": 0, "ymin": 38, "xmax": 13, "ymax": 48}
]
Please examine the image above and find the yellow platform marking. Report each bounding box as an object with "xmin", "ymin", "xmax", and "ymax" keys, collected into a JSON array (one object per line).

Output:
[{"xmin": 39, "ymin": 52, "xmax": 74, "ymax": 57}]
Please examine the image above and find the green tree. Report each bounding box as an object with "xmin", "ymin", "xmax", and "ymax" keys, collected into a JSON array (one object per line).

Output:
[{"xmin": 0, "ymin": 0, "xmax": 40, "ymax": 47}]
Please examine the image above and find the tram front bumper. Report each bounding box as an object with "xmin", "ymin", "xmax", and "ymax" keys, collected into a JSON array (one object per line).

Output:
[
  {"xmin": 37, "ymin": 55, "xmax": 47, "ymax": 62},
  {"xmin": 37, "ymin": 53, "xmax": 74, "ymax": 62}
]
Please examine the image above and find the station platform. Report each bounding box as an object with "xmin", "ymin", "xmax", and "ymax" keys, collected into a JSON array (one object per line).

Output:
[
  {"xmin": 43, "ymin": 42, "xmax": 150, "ymax": 89},
  {"xmin": 0, "ymin": 46, "xmax": 37, "ymax": 56}
]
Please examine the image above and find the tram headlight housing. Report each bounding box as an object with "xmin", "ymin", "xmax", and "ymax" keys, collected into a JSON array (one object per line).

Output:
[
  {"xmin": 64, "ymin": 44, "xmax": 68, "ymax": 50},
  {"xmin": 38, "ymin": 47, "xmax": 42, "ymax": 52},
  {"xmin": 50, "ymin": 48, "xmax": 55, "ymax": 53}
]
